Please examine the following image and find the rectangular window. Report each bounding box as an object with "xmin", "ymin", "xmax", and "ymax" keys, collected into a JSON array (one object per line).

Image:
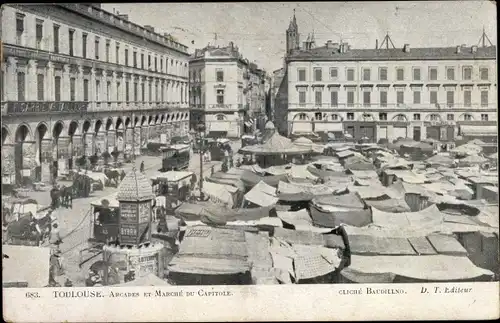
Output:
[
  {"xmin": 413, "ymin": 68, "xmax": 421, "ymax": 81},
  {"xmin": 298, "ymin": 90, "xmax": 306, "ymax": 106},
  {"xmin": 54, "ymin": 76, "xmax": 61, "ymax": 101},
  {"xmin": 161, "ymin": 84, "xmax": 164, "ymax": 102},
  {"xmin": 116, "ymin": 44, "xmax": 120, "ymax": 64},
  {"xmin": 35, "ymin": 20, "xmax": 43, "ymax": 50},
  {"xmin": 37, "ymin": 74, "xmax": 44, "ymax": 101},
  {"xmin": 216, "ymin": 89, "xmax": 224, "ymax": 104},
  {"xmin": 315, "ymin": 91, "xmax": 322, "ymax": 106},
  {"xmin": 379, "ymin": 113, "xmax": 387, "ymax": 121},
  {"xmin": 413, "ymin": 91, "xmax": 421, "ymax": 104},
  {"xmin": 347, "ymin": 113, "xmax": 354, "ymax": 120},
  {"xmin": 363, "ymin": 91, "xmax": 371, "ymax": 106},
  {"xmin": 70, "ymin": 78, "xmax": 76, "ymax": 101},
  {"xmin": 315, "ymin": 112, "xmax": 322, "ymax": 121},
  {"xmin": 160, "ymin": 58, "xmax": 163, "ymax": 72},
  {"xmin": 447, "ymin": 114, "xmax": 454, "ymax": 121},
  {"xmin": 446, "ymin": 67, "xmax": 455, "ymax": 80},
  {"xmin": 148, "ymin": 55, "xmax": 151, "ymax": 69},
  {"xmin": 17, "ymin": 72, "xmax": 25, "ymax": 101},
  {"xmin": 330, "ymin": 68, "xmax": 338, "ymax": 80},
  {"xmin": 347, "ymin": 68, "xmax": 355, "ymax": 81},
  {"xmin": 141, "ymin": 54, "xmax": 144, "ymax": 69},
  {"xmin": 148, "ymin": 83, "xmax": 152, "ymax": 102},
  {"xmin": 347, "ymin": 91, "xmax": 354, "ymax": 107},
  {"xmin": 480, "ymin": 68, "xmax": 489, "ymax": 81},
  {"xmin": 430, "ymin": 91, "xmax": 438, "ymax": 105},
  {"xmin": 446, "ymin": 91, "xmax": 454, "ymax": 107},
  {"xmin": 216, "ymin": 70, "xmax": 224, "ymax": 82},
  {"xmin": 481, "ymin": 114, "xmax": 489, "ymax": 121},
  {"xmin": 53, "ymin": 25, "xmax": 60, "ymax": 53},
  {"xmin": 481, "ymin": 91, "xmax": 488, "ymax": 107},
  {"xmin": 396, "ymin": 68, "xmax": 404, "ymax": 81},
  {"xmin": 330, "ymin": 91, "xmax": 338, "ymax": 107},
  {"xmin": 95, "ymin": 38, "xmax": 100, "ymax": 59},
  {"xmin": 464, "ymin": 90, "xmax": 471, "ymax": 107},
  {"xmin": 125, "ymin": 82, "xmax": 129, "ymax": 102},
  {"xmin": 155, "ymin": 57, "xmax": 158, "ymax": 72},
  {"xmin": 116, "ymin": 82, "xmax": 120, "ymax": 101},
  {"xmin": 396, "ymin": 91, "xmax": 404, "ymax": 104},
  {"xmin": 82, "ymin": 33, "xmax": 87, "ymax": 58},
  {"xmin": 106, "ymin": 81, "xmax": 111, "ymax": 101},
  {"xmin": 69, "ymin": 29, "xmax": 74, "ymax": 56},
  {"xmin": 105, "ymin": 41, "xmax": 110, "ymax": 62},
  {"xmin": 363, "ymin": 68, "xmax": 371, "ymax": 81},
  {"xmin": 133, "ymin": 52, "xmax": 137, "ymax": 67},
  {"xmin": 83, "ymin": 79, "xmax": 89, "ymax": 102},
  {"xmin": 379, "ymin": 68, "xmax": 388, "ymax": 81},
  {"xmin": 298, "ymin": 69, "xmax": 306, "ymax": 81},
  {"xmin": 133, "ymin": 83, "xmax": 138, "ymax": 102},
  {"xmin": 380, "ymin": 91, "xmax": 388, "ymax": 107},
  {"xmin": 429, "ymin": 68, "xmax": 438, "ymax": 81},
  {"xmin": 314, "ymin": 68, "xmax": 322, "ymax": 81},
  {"xmin": 141, "ymin": 83, "xmax": 145, "ymax": 102},
  {"xmin": 16, "ymin": 15, "xmax": 24, "ymax": 46},
  {"xmin": 413, "ymin": 113, "xmax": 421, "ymax": 121},
  {"xmin": 124, "ymin": 49, "xmax": 129, "ymax": 66},
  {"xmin": 463, "ymin": 67, "xmax": 472, "ymax": 80},
  {"xmin": 95, "ymin": 80, "xmax": 100, "ymax": 101}
]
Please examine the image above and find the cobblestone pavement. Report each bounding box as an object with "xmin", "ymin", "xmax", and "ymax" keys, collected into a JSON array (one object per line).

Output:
[{"xmin": 32, "ymin": 140, "xmax": 241, "ymax": 286}]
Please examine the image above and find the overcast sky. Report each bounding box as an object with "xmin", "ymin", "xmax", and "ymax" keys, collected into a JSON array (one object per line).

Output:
[{"xmin": 103, "ymin": 1, "xmax": 497, "ymax": 72}]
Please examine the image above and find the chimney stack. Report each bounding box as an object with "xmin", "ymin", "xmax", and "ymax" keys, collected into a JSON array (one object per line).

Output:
[
  {"xmin": 456, "ymin": 45, "xmax": 461, "ymax": 54},
  {"xmin": 376, "ymin": 39, "xmax": 379, "ymax": 49},
  {"xmin": 326, "ymin": 40, "xmax": 333, "ymax": 48},
  {"xmin": 403, "ymin": 44, "xmax": 410, "ymax": 53},
  {"xmin": 471, "ymin": 45, "xmax": 478, "ymax": 53},
  {"xmin": 118, "ymin": 14, "xmax": 129, "ymax": 21}
]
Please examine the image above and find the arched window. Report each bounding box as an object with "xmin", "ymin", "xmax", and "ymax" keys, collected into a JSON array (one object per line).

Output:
[
  {"xmin": 464, "ymin": 113, "xmax": 473, "ymax": 121},
  {"xmin": 298, "ymin": 113, "xmax": 307, "ymax": 121}
]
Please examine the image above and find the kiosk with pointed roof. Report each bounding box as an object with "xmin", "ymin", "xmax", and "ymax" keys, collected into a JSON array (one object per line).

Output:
[{"xmin": 100, "ymin": 168, "xmax": 164, "ymax": 284}]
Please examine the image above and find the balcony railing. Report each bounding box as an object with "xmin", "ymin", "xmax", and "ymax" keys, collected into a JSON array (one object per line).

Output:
[
  {"xmin": 288, "ymin": 103, "xmax": 496, "ymax": 110},
  {"xmin": 3, "ymin": 101, "xmax": 88, "ymax": 115}
]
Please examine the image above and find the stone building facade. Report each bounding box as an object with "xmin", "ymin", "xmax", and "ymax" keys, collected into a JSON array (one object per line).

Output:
[
  {"xmin": 275, "ymin": 13, "xmax": 497, "ymax": 144},
  {"xmin": 189, "ymin": 42, "xmax": 267, "ymax": 137},
  {"xmin": 1, "ymin": 4, "xmax": 190, "ymax": 183}
]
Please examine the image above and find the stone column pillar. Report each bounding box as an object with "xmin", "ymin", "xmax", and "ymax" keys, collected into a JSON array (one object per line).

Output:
[
  {"xmin": 77, "ymin": 65, "xmax": 84, "ymax": 101},
  {"xmin": 40, "ymin": 138, "xmax": 53, "ymax": 183},
  {"xmin": 21, "ymin": 141, "xmax": 37, "ymax": 183},
  {"xmin": 134, "ymin": 126, "xmax": 141, "ymax": 156},
  {"xmin": 1, "ymin": 144, "xmax": 16, "ymax": 184},
  {"xmin": 27, "ymin": 60, "xmax": 38, "ymax": 101},
  {"xmin": 62, "ymin": 64, "xmax": 71, "ymax": 101},
  {"xmin": 110, "ymin": 71, "xmax": 116, "ymax": 103},
  {"xmin": 5, "ymin": 57, "xmax": 18, "ymax": 101},
  {"xmin": 90, "ymin": 68, "xmax": 96, "ymax": 104},
  {"xmin": 84, "ymin": 132, "xmax": 94, "ymax": 157},
  {"xmin": 107, "ymin": 130, "xmax": 116, "ymax": 153},
  {"xmin": 46, "ymin": 62, "xmax": 55, "ymax": 101},
  {"xmin": 56, "ymin": 136, "xmax": 70, "ymax": 176}
]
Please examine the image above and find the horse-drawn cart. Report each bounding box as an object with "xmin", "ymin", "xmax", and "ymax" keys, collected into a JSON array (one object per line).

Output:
[
  {"xmin": 3, "ymin": 198, "xmax": 55, "ymax": 246},
  {"xmin": 78, "ymin": 193, "xmax": 120, "ymax": 268}
]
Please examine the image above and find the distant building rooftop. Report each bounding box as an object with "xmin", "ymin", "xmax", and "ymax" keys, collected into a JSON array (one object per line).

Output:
[{"xmin": 287, "ymin": 44, "xmax": 496, "ymax": 62}]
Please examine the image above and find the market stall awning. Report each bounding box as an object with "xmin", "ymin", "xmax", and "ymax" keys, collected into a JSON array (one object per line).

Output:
[
  {"xmin": 240, "ymin": 132, "xmax": 312, "ymax": 155},
  {"xmin": 461, "ymin": 125, "xmax": 497, "ymax": 137}
]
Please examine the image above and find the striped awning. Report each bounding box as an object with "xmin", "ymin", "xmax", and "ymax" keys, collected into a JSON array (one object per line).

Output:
[{"xmin": 461, "ymin": 125, "xmax": 497, "ymax": 137}]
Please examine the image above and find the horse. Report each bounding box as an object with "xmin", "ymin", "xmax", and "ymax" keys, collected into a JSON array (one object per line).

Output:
[
  {"xmin": 59, "ymin": 185, "xmax": 73, "ymax": 208},
  {"xmin": 104, "ymin": 169, "xmax": 120, "ymax": 187}
]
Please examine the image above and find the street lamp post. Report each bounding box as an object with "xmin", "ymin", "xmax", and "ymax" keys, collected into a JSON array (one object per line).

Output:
[{"xmin": 191, "ymin": 122, "xmax": 206, "ymax": 200}]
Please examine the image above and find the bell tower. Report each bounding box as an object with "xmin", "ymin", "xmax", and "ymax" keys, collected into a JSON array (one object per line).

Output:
[{"xmin": 286, "ymin": 9, "xmax": 300, "ymax": 55}]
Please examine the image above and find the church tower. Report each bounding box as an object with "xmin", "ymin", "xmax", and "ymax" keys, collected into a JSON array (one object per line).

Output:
[{"xmin": 286, "ymin": 9, "xmax": 300, "ymax": 55}]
